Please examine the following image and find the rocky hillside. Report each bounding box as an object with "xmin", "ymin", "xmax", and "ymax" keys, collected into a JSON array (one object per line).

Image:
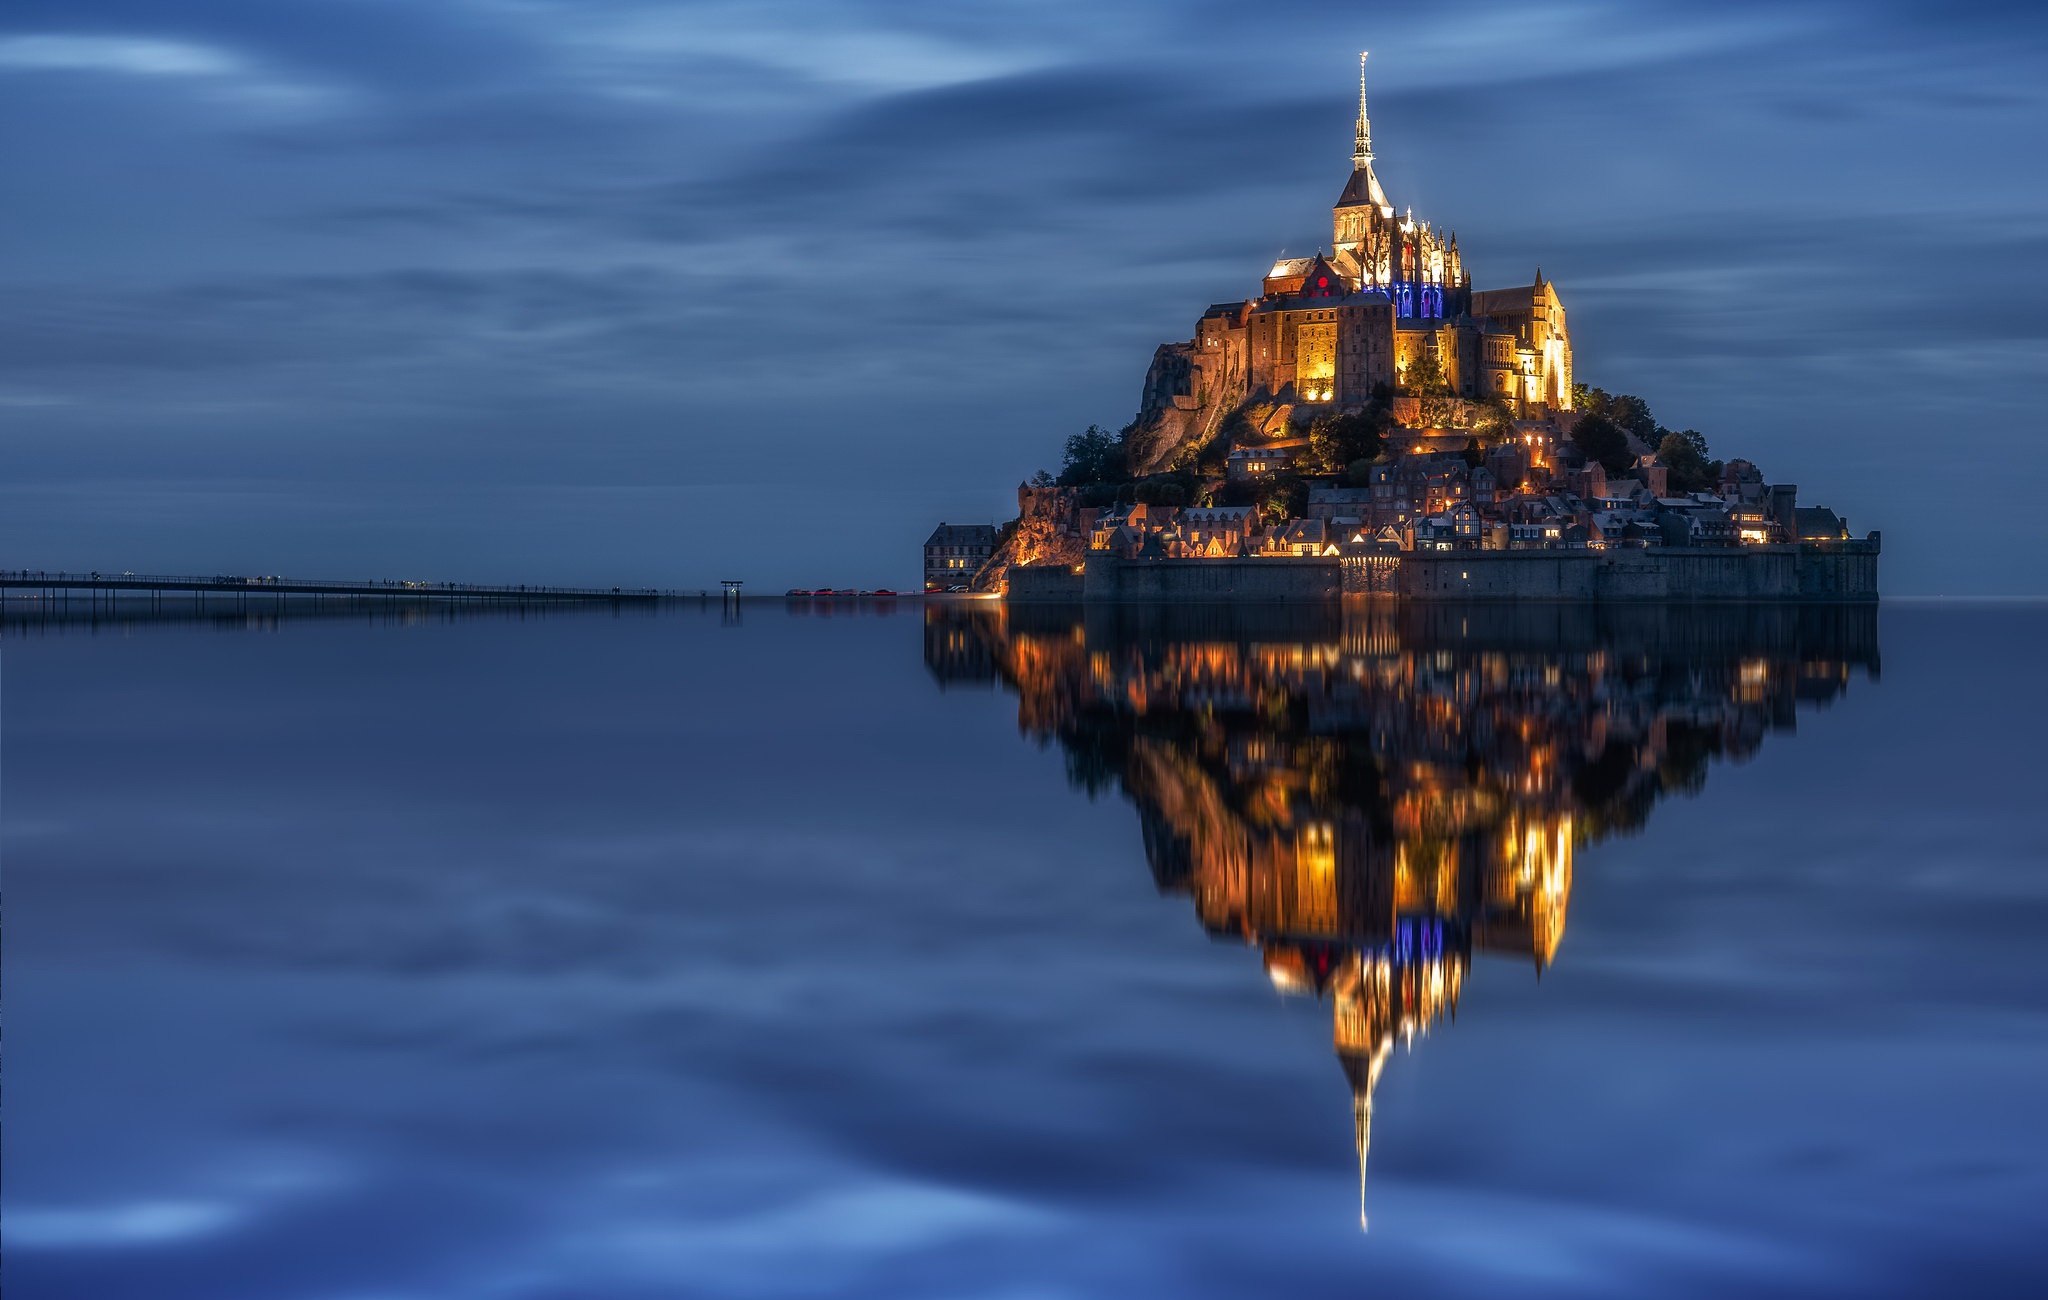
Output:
[{"xmin": 970, "ymin": 486, "xmax": 1092, "ymax": 592}]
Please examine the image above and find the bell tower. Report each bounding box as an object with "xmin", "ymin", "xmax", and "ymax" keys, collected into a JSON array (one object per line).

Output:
[{"xmin": 1333, "ymin": 52, "xmax": 1393, "ymax": 287}]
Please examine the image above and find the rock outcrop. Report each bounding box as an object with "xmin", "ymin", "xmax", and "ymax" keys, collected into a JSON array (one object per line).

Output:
[{"xmin": 971, "ymin": 486, "xmax": 1092, "ymax": 592}]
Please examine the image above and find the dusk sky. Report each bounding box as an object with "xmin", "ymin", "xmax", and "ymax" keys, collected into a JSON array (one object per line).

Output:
[{"xmin": 5, "ymin": 1, "xmax": 2044, "ymax": 594}]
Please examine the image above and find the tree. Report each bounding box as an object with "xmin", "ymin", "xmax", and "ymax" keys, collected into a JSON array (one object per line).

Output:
[
  {"xmin": 1571, "ymin": 413, "xmax": 1636, "ymax": 475},
  {"xmin": 1257, "ymin": 475, "xmax": 1309, "ymax": 524},
  {"xmin": 1344, "ymin": 459, "xmax": 1375, "ymax": 487},
  {"xmin": 1028, "ymin": 469, "xmax": 1056, "ymax": 488},
  {"xmin": 1217, "ymin": 473, "xmax": 1306, "ymax": 522},
  {"xmin": 1666, "ymin": 427, "xmax": 1710, "ymax": 461},
  {"xmin": 1308, "ymin": 409, "xmax": 1388, "ymax": 471},
  {"xmin": 1461, "ymin": 437, "xmax": 1484, "ymax": 469},
  {"xmin": 1055, "ymin": 424, "xmax": 1127, "ymax": 486},
  {"xmin": 1134, "ymin": 475, "xmax": 1192, "ymax": 507},
  {"xmin": 1656, "ymin": 429, "xmax": 1718, "ymax": 493},
  {"xmin": 1469, "ymin": 398, "xmax": 1515, "ymax": 437},
  {"xmin": 1403, "ymin": 349, "xmax": 1450, "ymax": 394},
  {"xmin": 1574, "ymin": 385, "xmax": 1660, "ymax": 448},
  {"xmin": 1606, "ymin": 394, "xmax": 1659, "ymax": 447}
]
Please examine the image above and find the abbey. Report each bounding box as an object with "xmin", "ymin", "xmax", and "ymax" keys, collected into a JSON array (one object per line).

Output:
[
  {"xmin": 955, "ymin": 54, "xmax": 1878, "ymax": 600},
  {"xmin": 1130, "ymin": 55, "xmax": 1572, "ymax": 472}
]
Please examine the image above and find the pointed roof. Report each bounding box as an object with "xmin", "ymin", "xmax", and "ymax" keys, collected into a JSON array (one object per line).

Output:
[
  {"xmin": 1337, "ymin": 165, "xmax": 1391, "ymax": 212},
  {"xmin": 1296, "ymin": 252, "xmax": 1348, "ymax": 299},
  {"xmin": 1337, "ymin": 52, "xmax": 1393, "ymax": 214}
]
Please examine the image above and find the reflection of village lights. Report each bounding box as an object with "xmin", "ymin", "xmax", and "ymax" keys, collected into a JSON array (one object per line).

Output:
[{"xmin": 927, "ymin": 606, "xmax": 1872, "ymax": 1234}]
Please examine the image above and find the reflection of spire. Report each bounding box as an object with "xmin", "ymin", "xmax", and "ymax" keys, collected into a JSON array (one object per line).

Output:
[
  {"xmin": 920, "ymin": 600, "xmax": 1881, "ymax": 1232},
  {"xmin": 1341, "ymin": 1031, "xmax": 1394, "ymax": 1230},
  {"xmin": 1354, "ymin": 1087, "xmax": 1373, "ymax": 1231},
  {"xmin": 1353, "ymin": 51, "xmax": 1374, "ymax": 166},
  {"xmin": 1336, "ymin": 955, "xmax": 1396, "ymax": 1231}
]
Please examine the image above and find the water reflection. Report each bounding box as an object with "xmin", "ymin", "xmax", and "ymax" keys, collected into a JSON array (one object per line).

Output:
[{"xmin": 926, "ymin": 602, "xmax": 1879, "ymax": 1227}]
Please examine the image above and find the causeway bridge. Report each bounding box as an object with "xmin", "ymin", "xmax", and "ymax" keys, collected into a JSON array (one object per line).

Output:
[{"xmin": 2, "ymin": 569, "xmax": 666, "ymax": 607}]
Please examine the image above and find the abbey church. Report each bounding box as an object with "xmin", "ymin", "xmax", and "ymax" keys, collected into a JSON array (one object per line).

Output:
[{"xmin": 1128, "ymin": 55, "xmax": 1573, "ymax": 473}]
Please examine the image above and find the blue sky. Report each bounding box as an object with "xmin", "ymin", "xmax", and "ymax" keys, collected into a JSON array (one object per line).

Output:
[{"xmin": 4, "ymin": 1, "xmax": 2045, "ymax": 592}]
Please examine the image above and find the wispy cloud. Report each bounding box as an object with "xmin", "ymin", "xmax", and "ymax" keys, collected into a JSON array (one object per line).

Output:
[
  {"xmin": 0, "ymin": 32, "xmax": 344, "ymax": 111},
  {"xmin": 1, "ymin": 1, "xmax": 2045, "ymax": 588},
  {"xmin": 7, "ymin": 1199, "xmax": 245, "ymax": 1249}
]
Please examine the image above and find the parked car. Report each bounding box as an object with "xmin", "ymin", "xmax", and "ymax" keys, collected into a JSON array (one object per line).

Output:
[
  {"xmin": 947, "ymin": 585, "xmax": 969, "ymax": 593},
  {"xmin": 871, "ymin": 589, "xmax": 896, "ymax": 596},
  {"xmin": 786, "ymin": 589, "xmax": 812, "ymax": 596}
]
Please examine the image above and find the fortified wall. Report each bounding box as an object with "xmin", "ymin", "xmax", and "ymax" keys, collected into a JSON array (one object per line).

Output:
[{"xmin": 1008, "ymin": 536, "xmax": 1880, "ymax": 604}]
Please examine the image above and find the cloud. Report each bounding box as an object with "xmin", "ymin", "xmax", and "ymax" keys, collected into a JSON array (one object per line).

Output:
[
  {"xmin": 0, "ymin": 31, "xmax": 343, "ymax": 110},
  {"xmin": 578, "ymin": 1178, "xmax": 1060, "ymax": 1284},
  {"xmin": 8, "ymin": 1199, "xmax": 246, "ymax": 1249},
  {"xmin": 2, "ymin": 0, "xmax": 2046, "ymax": 588},
  {"xmin": 0, "ymin": 33, "xmax": 244, "ymax": 77}
]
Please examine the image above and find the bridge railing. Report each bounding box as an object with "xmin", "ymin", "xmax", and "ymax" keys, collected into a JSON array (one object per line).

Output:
[{"xmin": 1, "ymin": 570, "xmax": 665, "ymax": 598}]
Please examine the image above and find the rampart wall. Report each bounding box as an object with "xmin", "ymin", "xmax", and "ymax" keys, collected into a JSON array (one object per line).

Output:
[
  {"xmin": 1015, "ymin": 539, "xmax": 1880, "ymax": 604},
  {"xmin": 1062, "ymin": 554, "xmax": 1344, "ymax": 603},
  {"xmin": 1007, "ymin": 563, "xmax": 1087, "ymax": 602}
]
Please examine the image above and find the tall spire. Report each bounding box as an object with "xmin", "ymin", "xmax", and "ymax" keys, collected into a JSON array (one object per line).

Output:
[
  {"xmin": 1354, "ymin": 1088, "xmax": 1373, "ymax": 1231},
  {"xmin": 1335, "ymin": 51, "xmax": 1392, "ymax": 224},
  {"xmin": 1353, "ymin": 51, "xmax": 1374, "ymax": 167}
]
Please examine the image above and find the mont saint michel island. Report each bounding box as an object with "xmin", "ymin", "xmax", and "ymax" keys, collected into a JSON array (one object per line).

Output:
[{"xmin": 924, "ymin": 56, "xmax": 1879, "ymax": 605}]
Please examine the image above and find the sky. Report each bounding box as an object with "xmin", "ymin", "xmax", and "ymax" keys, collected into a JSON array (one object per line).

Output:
[{"xmin": 3, "ymin": 0, "xmax": 2045, "ymax": 594}]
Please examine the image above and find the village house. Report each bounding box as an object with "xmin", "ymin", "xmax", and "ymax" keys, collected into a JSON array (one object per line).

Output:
[{"xmin": 924, "ymin": 523, "xmax": 997, "ymax": 591}]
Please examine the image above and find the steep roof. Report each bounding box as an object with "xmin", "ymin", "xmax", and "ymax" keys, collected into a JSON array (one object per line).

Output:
[
  {"xmin": 1336, "ymin": 164, "xmax": 1390, "ymax": 212},
  {"xmin": 1796, "ymin": 507, "xmax": 1850, "ymax": 540},
  {"xmin": 924, "ymin": 523, "xmax": 997, "ymax": 547},
  {"xmin": 1470, "ymin": 285, "xmax": 1539, "ymax": 317},
  {"xmin": 1295, "ymin": 253, "xmax": 1348, "ymax": 300}
]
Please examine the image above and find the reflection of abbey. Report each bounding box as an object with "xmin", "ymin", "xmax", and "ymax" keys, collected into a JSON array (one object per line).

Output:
[
  {"xmin": 1146, "ymin": 54, "xmax": 1573, "ymax": 449},
  {"xmin": 927, "ymin": 602, "xmax": 1879, "ymax": 1227}
]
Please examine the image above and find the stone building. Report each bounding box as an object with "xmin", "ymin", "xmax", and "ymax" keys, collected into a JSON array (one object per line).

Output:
[
  {"xmin": 923, "ymin": 523, "xmax": 996, "ymax": 592},
  {"xmin": 1129, "ymin": 54, "xmax": 1575, "ymax": 473}
]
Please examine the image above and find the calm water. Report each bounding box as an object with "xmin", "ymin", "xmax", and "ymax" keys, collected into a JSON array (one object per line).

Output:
[{"xmin": 5, "ymin": 599, "xmax": 2045, "ymax": 1298}]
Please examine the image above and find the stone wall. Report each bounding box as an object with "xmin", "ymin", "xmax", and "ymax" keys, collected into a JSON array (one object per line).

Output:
[
  {"xmin": 1079, "ymin": 553, "xmax": 1344, "ymax": 603},
  {"xmin": 1007, "ymin": 563, "xmax": 1087, "ymax": 602},
  {"xmin": 1383, "ymin": 542, "xmax": 1878, "ymax": 601},
  {"xmin": 1042, "ymin": 538, "xmax": 1879, "ymax": 604}
]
